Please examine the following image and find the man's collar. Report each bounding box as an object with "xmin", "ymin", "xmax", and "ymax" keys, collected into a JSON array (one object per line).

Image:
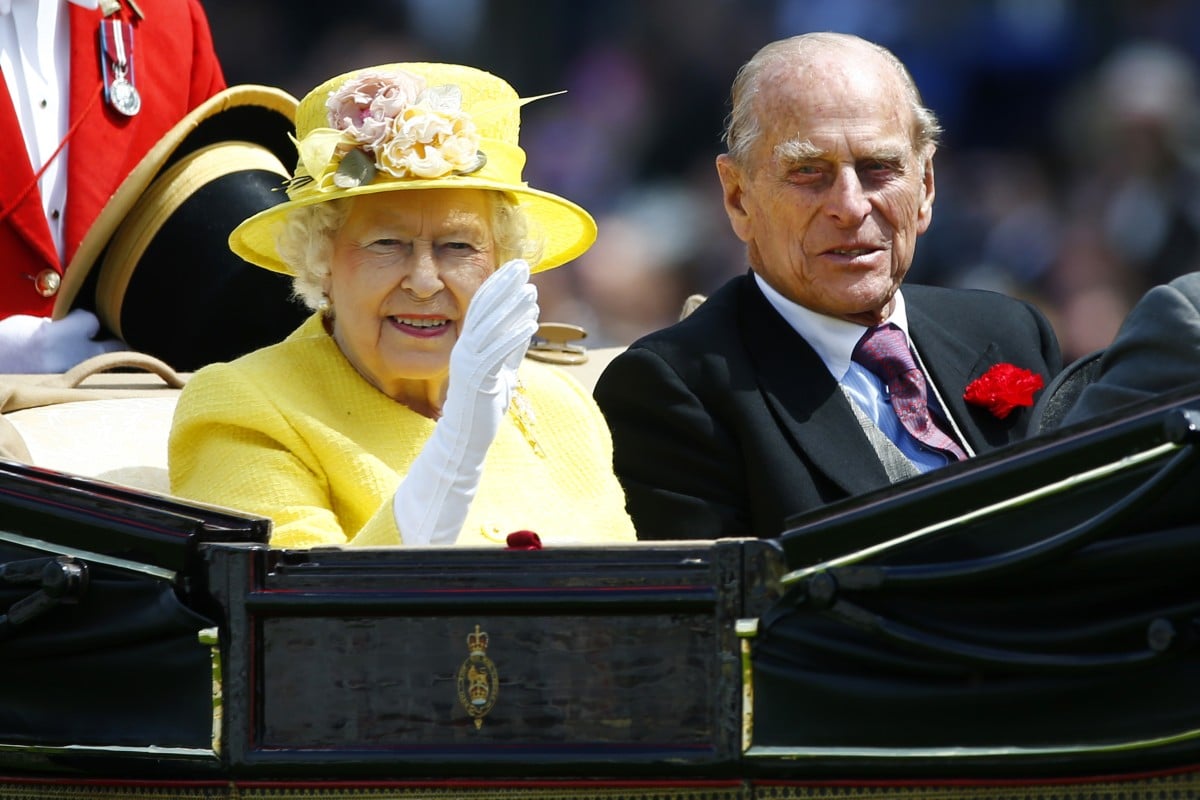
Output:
[{"xmin": 752, "ymin": 271, "xmax": 909, "ymax": 379}]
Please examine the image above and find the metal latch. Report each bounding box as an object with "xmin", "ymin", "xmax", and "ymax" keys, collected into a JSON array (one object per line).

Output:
[{"xmin": 0, "ymin": 556, "xmax": 89, "ymax": 641}]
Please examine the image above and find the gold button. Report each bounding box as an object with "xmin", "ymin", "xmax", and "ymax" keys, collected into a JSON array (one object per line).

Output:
[{"xmin": 33, "ymin": 269, "xmax": 61, "ymax": 298}]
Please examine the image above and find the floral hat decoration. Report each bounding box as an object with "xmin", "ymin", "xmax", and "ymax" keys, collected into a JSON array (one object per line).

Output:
[{"xmin": 229, "ymin": 63, "xmax": 597, "ymax": 274}]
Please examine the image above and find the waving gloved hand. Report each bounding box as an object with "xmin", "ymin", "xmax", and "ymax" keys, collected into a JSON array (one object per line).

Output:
[
  {"xmin": 0, "ymin": 310, "xmax": 127, "ymax": 373},
  {"xmin": 392, "ymin": 259, "xmax": 540, "ymax": 545}
]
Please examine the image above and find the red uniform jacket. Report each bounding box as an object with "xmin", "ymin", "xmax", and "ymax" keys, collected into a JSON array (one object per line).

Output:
[{"xmin": 0, "ymin": 0, "xmax": 225, "ymax": 317}]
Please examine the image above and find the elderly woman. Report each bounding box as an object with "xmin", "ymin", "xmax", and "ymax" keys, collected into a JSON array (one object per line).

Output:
[{"xmin": 168, "ymin": 63, "xmax": 636, "ymax": 548}]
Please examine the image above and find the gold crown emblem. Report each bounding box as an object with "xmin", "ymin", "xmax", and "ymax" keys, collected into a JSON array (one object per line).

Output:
[
  {"xmin": 467, "ymin": 624, "xmax": 489, "ymax": 655},
  {"xmin": 458, "ymin": 623, "xmax": 498, "ymax": 727},
  {"xmin": 468, "ymin": 675, "xmax": 490, "ymax": 703}
]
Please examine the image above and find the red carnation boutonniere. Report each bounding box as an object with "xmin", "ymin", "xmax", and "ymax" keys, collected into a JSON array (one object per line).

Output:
[{"xmin": 963, "ymin": 363, "xmax": 1045, "ymax": 420}]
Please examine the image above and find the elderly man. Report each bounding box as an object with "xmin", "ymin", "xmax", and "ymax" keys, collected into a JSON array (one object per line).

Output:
[{"xmin": 594, "ymin": 32, "xmax": 1061, "ymax": 541}]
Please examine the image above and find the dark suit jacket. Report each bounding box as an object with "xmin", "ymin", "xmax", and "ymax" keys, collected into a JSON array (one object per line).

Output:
[{"xmin": 593, "ymin": 273, "xmax": 1062, "ymax": 541}]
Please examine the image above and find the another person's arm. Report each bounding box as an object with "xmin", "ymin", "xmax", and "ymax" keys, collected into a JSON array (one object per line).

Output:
[
  {"xmin": 1063, "ymin": 275, "xmax": 1200, "ymax": 425},
  {"xmin": 389, "ymin": 260, "xmax": 538, "ymax": 545}
]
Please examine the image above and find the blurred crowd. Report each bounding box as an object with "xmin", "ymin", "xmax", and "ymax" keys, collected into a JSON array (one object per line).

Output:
[{"xmin": 202, "ymin": 0, "xmax": 1200, "ymax": 361}]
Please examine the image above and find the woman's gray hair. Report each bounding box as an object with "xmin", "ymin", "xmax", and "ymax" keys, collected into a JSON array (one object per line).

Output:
[
  {"xmin": 277, "ymin": 199, "xmax": 348, "ymax": 310},
  {"xmin": 723, "ymin": 33, "xmax": 943, "ymax": 166},
  {"xmin": 276, "ymin": 191, "xmax": 542, "ymax": 311}
]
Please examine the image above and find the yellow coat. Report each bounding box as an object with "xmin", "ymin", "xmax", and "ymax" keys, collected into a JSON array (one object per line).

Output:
[{"xmin": 168, "ymin": 315, "xmax": 636, "ymax": 548}]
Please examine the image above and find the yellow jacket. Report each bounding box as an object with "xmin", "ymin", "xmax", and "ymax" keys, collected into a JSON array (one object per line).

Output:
[{"xmin": 169, "ymin": 314, "xmax": 636, "ymax": 548}]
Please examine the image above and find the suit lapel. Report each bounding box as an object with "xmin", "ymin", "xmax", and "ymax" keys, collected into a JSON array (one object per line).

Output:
[
  {"xmin": 737, "ymin": 276, "xmax": 892, "ymax": 495},
  {"xmin": 0, "ymin": 70, "xmax": 57, "ymax": 268},
  {"xmin": 907, "ymin": 299, "xmax": 1002, "ymax": 449}
]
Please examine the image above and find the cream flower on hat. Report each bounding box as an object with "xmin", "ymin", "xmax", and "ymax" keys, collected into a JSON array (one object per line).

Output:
[{"xmin": 324, "ymin": 72, "xmax": 483, "ymax": 184}]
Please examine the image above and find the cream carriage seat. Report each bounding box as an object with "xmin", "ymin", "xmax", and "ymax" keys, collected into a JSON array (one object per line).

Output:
[{"xmin": 0, "ymin": 353, "xmax": 186, "ymax": 494}]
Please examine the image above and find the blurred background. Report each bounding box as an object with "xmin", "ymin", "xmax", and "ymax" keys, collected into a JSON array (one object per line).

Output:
[{"xmin": 203, "ymin": 0, "xmax": 1200, "ymax": 361}]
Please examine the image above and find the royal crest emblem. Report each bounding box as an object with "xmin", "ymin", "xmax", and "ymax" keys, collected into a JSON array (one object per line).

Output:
[{"xmin": 456, "ymin": 624, "xmax": 499, "ymax": 729}]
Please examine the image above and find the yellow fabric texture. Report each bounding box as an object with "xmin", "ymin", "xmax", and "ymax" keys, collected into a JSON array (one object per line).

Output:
[{"xmin": 168, "ymin": 314, "xmax": 635, "ymax": 548}]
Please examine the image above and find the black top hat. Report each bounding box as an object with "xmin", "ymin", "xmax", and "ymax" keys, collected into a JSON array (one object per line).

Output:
[{"xmin": 53, "ymin": 85, "xmax": 311, "ymax": 371}]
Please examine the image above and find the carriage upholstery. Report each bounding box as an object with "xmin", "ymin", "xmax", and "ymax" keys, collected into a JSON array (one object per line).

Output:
[{"xmin": 0, "ymin": 352, "xmax": 186, "ymax": 493}]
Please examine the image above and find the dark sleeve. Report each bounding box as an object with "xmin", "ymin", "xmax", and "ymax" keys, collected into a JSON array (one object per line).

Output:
[
  {"xmin": 593, "ymin": 346, "xmax": 750, "ymax": 541},
  {"xmin": 1063, "ymin": 278, "xmax": 1200, "ymax": 425}
]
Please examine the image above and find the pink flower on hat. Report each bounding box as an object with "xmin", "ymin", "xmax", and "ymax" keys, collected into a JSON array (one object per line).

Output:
[
  {"xmin": 323, "ymin": 69, "xmax": 482, "ymax": 184},
  {"xmin": 326, "ymin": 70, "xmax": 424, "ymax": 149}
]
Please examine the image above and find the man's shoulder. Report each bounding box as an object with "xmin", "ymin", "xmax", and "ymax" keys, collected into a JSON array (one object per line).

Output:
[
  {"xmin": 903, "ymin": 283, "xmax": 1041, "ymax": 324},
  {"xmin": 904, "ymin": 282, "xmax": 1026, "ymax": 307},
  {"xmin": 626, "ymin": 274, "xmax": 746, "ymax": 354},
  {"xmin": 594, "ymin": 276, "xmax": 753, "ymax": 396}
]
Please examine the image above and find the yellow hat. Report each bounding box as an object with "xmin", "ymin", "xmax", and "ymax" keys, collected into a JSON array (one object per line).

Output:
[{"xmin": 229, "ymin": 63, "xmax": 597, "ymax": 275}]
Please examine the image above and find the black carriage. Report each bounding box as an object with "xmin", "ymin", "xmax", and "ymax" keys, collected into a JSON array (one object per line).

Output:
[{"xmin": 2, "ymin": 387, "xmax": 1199, "ymax": 799}]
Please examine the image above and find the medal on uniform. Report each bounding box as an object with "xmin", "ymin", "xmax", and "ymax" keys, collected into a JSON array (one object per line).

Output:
[{"xmin": 99, "ymin": 18, "xmax": 141, "ymax": 117}]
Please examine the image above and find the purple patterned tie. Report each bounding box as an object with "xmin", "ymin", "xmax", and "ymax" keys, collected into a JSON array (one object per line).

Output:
[{"xmin": 852, "ymin": 323, "xmax": 967, "ymax": 461}]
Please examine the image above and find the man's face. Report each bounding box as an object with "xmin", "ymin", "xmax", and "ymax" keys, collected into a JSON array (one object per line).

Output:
[{"xmin": 716, "ymin": 51, "xmax": 935, "ymax": 325}]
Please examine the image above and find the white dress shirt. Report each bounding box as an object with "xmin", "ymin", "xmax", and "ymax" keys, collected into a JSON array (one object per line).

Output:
[
  {"xmin": 754, "ymin": 272, "xmax": 973, "ymax": 473},
  {"xmin": 0, "ymin": 0, "xmax": 99, "ymax": 261}
]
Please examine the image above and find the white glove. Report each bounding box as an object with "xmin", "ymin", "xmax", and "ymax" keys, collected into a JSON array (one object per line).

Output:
[
  {"xmin": 392, "ymin": 259, "xmax": 539, "ymax": 545},
  {"xmin": 0, "ymin": 310, "xmax": 127, "ymax": 373}
]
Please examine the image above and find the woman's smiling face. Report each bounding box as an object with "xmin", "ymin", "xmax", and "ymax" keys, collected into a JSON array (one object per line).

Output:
[{"xmin": 326, "ymin": 188, "xmax": 497, "ymax": 401}]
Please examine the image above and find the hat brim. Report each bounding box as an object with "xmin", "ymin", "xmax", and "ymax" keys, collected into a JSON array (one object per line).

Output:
[
  {"xmin": 53, "ymin": 84, "xmax": 300, "ymax": 319},
  {"xmin": 228, "ymin": 177, "xmax": 598, "ymax": 276}
]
